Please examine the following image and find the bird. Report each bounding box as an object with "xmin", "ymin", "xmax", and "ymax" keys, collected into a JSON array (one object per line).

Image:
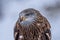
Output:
[{"xmin": 14, "ymin": 8, "xmax": 51, "ymax": 40}]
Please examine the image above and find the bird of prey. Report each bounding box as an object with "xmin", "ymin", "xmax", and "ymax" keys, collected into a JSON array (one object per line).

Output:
[{"xmin": 14, "ymin": 8, "xmax": 51, "ymax": 40}]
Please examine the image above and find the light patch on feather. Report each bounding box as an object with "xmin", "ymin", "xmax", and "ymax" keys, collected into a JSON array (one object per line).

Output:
[
  {"xmin": 37, "ymin": 23, "xmax": 40, "ymax": 26},
  {"xmin": 46, "ymin": 33, "xmax": 51, "ymax": 40},
  {"xmin": 38, "ymin": 35, "xmax": 41, "ymax": 40},
  {"xmin": 15, "ymin": 32, "xmax": 18, "ymax": 38},
  {"xmin": 19, "ymin": 35, "xmax": 23, "ymax": 39}
]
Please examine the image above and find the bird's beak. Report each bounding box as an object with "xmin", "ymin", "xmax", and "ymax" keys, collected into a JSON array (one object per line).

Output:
[{"xmin": 20, "ymin": 16, "xmax": 26, "ymax": 21}]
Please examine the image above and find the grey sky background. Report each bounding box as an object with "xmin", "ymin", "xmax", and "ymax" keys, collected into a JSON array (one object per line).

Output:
[{"xmin": 0, "ymin": 0, "xmax": 60, "ymax": 40}]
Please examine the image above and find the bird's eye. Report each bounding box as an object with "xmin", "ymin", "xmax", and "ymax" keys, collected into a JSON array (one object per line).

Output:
[
  {"xmin": 25, "ymin": 13, "xmax": 34, "ymax": 16},
  {"xmin": 25, "ymin": 14, "xmax": 30, "ymax": 16}
]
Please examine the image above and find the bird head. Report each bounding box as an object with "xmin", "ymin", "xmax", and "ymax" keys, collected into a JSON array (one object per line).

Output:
[{"xmin": 19, "ymin": 8, "xmax": 41, "ymax": 26}]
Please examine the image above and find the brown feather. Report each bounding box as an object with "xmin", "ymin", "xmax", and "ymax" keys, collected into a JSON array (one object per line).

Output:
[{"xmin": 14, "ymin": 8, "xmax": 51, "ymax": 40}]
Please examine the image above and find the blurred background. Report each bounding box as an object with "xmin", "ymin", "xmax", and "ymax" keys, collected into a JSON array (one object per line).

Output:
[{"xmin": 0, "ymin": 0, "xmax": 60, "ymax": 40}]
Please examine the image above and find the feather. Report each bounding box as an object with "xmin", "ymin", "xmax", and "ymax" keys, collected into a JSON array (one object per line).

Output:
[{"xmin": 14, "ymin": 8, "xmax": 51, "ymax": 40}]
